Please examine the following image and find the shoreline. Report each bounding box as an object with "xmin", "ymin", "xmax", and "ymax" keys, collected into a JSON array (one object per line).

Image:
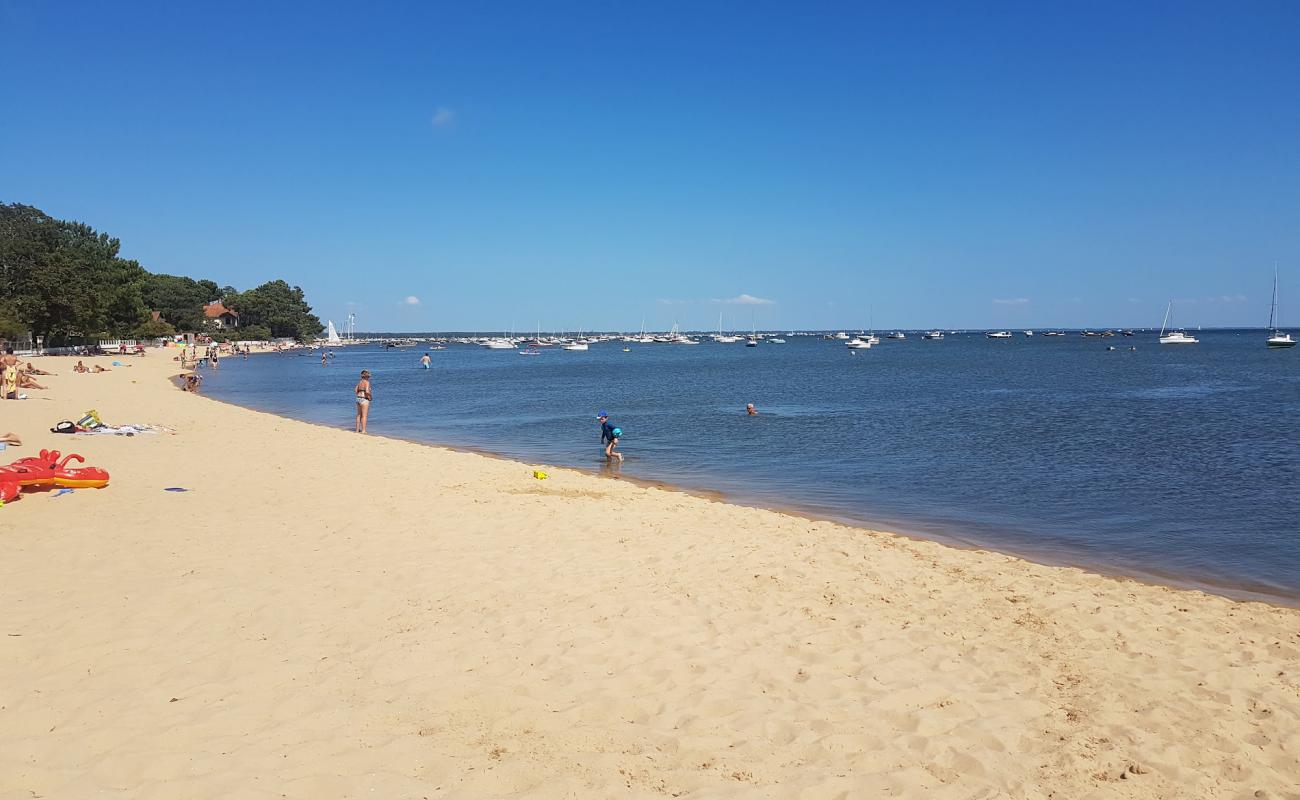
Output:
[
  {"xmin": 2, "ymin": 354, "xmax": 1298, "ymax": 797},
  {"xmin": 206, "ymin": 357, "xmax": 1299, "ymax": 608}
]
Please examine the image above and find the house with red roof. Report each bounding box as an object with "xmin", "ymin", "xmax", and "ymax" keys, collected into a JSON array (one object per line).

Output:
[{"xmin": 203, "ymin": 302, "xmax": 239, "ymax": 329}]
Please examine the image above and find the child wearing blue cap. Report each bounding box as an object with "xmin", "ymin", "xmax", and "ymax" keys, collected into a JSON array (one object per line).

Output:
[{"xmin": 597, "ymin": 410, "xmax": 623, "ymax": 462}]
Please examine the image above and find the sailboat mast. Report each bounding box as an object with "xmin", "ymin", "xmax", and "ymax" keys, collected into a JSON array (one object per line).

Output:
[
  {"xmin": 1160, "ymin": 301, "xmax": 1172, "ymax": 337},
  {"xmin": 1270, "ymin": 264, "xmax": 1279, "ymax": 332}
]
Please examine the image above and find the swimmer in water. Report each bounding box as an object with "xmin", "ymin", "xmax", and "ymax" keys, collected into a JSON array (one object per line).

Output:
[
  {"xmin": 746, "ymin": 403, "xmax": 757, "ymax": 415},
  {"xmin": 420, "ymin": 353, "xmax": 431, "ymax": 369}
]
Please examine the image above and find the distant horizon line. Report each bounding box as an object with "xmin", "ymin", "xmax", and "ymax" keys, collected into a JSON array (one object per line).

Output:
[{"xmin": 333, "ymin": 325, "xmax": 1291, "ymax": 336}]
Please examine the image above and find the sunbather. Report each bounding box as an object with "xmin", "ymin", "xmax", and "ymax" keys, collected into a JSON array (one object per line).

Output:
[
  {"xmin": 1, "ymin": 432, "xmax": 20, "ymax": 446},
  {"xmin": 73, "ymin": 361, "xmax": 89, "ymax": 373},
  {"xmin": 22, "ymin": 363, "xmax": 54, "ymax": 376}
]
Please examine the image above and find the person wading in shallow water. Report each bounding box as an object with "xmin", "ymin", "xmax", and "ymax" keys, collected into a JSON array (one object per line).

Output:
[
  {"xmin": 598, "ymin": 410, "xmax": 623, "ymax": 462},
  {"xmin": 354, "ymin": 370, "xmax": 372, "ymax": 433}
]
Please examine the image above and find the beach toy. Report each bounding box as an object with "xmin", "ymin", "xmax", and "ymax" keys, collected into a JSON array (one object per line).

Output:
[
  {"xmin": 533, "ymin": 470, "xmax": 548, "ymax": 480},
  {"xmin": 77, "ymin": 410, "xmax": 103, "ymax": 429},
  {"xmin": 611, "ymin": 427, "xmax": 622, "ymax": 438},
  {"xmin": 0, "ymin": 450, "xmax": 110, "ymax": 503},
  {"xmin": 164, "ymin": 487, "xmax": 190, "ymax": 492}
]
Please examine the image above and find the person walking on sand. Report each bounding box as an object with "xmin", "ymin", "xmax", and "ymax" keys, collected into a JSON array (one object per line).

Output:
[
  {"xmin": 598, "ymin": 410, "xmax": 623, "ymax": 462},
  {"xmin": 420, "ymin": 353, "xmax": 431, "ymax": 370},
  {"xmin": 354, "ymin": 370, "xmax": 373, "ymax": 433}
]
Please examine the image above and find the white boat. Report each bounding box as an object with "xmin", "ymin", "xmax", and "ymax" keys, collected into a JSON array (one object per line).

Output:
[
  {"xmin": 1267, "ymin": 265, "xmax": 1296, "ymax": 348},
  {"xmin": 886, "ymin": 332, "xmax": 905, "ymax": 340},
  {"xmin": 1042, "ymin": 331, "xmax": 1066, "ymax": 337},
  {"xmin": 665, "ymin": 321, "xmax": 698, "ymax": 344},
  {"xmin": 1023, "ymin": 330, "xmax": 1035, "ymax": 337},
  {"xmin": 1158, "ymin": 301, "xmax": 1198, "ymax": 344},
  {"xmin": 833, "ymin": 331, "xmax": 849, "ymax": 340},
  {"xmin": 846, "ymin": 337, "xmax": 873, "ymax": 349},
  {"xmin": 483, "ymin": 339, "xmax": 515, "ymax": 349},
  {"xmin": 768, "ymin": 337, "xmax": 786, "ymax": 344},
  {"xmin": 326, "ymin": 320, "xmax": 342, "ymax": 344},
  {"xmin": 922, "ymin": 330, "xmax": 944, "ymax": 340},
  {"xmin": 714, "ymin": 314, "xmax": 742, "ymax": 343},
  {"xmin": 986, "ymin": 331, "xmax": 1013, "ymax": 339}
]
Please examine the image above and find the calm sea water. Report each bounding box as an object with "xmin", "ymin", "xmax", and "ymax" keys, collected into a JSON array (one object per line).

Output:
[{"xmin": 202, "ymin": 332, "xmax": 1300, "ymax": 600}]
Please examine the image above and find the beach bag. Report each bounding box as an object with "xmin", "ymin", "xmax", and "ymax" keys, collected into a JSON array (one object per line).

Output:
[{"xmin": 50, "ymin": 420, "xmax": 77, "ymax": 434}]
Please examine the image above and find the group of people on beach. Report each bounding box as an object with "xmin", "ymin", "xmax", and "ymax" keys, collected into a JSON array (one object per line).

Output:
[{"xmin": 1, "ymin": 348, "xmax": 55, "ymax": 399}]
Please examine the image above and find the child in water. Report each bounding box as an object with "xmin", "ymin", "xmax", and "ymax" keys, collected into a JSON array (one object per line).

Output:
[{"xmin": 598, "ymin": 411, "xmax": 623, "ymax": 462}]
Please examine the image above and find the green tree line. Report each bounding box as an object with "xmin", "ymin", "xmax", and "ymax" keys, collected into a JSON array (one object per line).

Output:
[{"xmin": 1, "ymin": 203, "xmax": 323, "ymax": 343}]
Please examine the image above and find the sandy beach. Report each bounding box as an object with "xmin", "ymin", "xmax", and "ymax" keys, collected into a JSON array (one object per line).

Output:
[{"xmin": 1, "ymin": 354, "xmax": 1297, "ymax": 799}]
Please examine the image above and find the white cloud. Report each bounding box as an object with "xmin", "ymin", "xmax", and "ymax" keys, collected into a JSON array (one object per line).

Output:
[
  {"xmin": 992, "ymin": 297, "xmax": 1030, "ymax": 305},
  {"xmin": 431, "ymin": 107, "xmax": 456, "ymax": 128},
  {"xmin": 404, "ymin": 296, "xmax": 420, "ymax": 306},
  {"xmin": 717, "ymin": 293, "xmax": 775, "ymax": 305}
]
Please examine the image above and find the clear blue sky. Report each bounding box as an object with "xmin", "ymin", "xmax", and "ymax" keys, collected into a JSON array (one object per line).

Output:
[{"xmin": 3, "ymin": 1, "xmax": 1298, "ymax": 331}]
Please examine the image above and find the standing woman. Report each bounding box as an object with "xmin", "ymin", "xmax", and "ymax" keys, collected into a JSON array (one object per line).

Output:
[{"xmin": 354, "ymin": 369, "xmax": 373, "ymax": 433}]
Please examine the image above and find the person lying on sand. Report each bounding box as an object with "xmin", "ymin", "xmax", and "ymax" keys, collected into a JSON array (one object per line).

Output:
[
  {"xmin": 1, "ymin": 431, "xmax": 20, "ymax": 446},
  {"xmin": 73, "ymin": 361, "xmax": 89, "ymax": 373},
  {"xmin": 22, "ymin": 362, "xmax": 54, "ymax": 376},
  {"xmin": 91, "ymin": 365, "xmax": 110, "ymax": 373}
]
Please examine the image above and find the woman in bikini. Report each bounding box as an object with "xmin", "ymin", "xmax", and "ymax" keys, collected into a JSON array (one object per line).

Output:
[{"xmin": 354, "ymin": 370, "xmax": 372, "ymax": 433}]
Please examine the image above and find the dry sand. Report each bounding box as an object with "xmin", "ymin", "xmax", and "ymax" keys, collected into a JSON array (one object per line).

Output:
[{"xmin": 1, "ymin": 353, "xmax": 1297, "ymax": 799}]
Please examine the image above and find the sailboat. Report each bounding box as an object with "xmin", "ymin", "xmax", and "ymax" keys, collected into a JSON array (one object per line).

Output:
[
  {"xmin": 746, "ymin": 312, "xmax": 758, "ymax": 347},
  {"xmin": 1158, "ymin": 301, "xmax": 1198, "ymax": 344},
  {"xmin": 326, "ymin": 320, "xmax": 342, "ymax": 344},
  {"xmin": 715, "ymin": 312, "xmax": 741, "ymax": 343},
  {"xmin": 631, "ymin": 319, "xmax": 655, "ymax": 344},
  {"xmin": 563, "ymin": 329, "xmax": 589, "ymax": 351},
  {"xmin": 1267, "ymin": 266, "xmax": 1296, "ymax": 348}
]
